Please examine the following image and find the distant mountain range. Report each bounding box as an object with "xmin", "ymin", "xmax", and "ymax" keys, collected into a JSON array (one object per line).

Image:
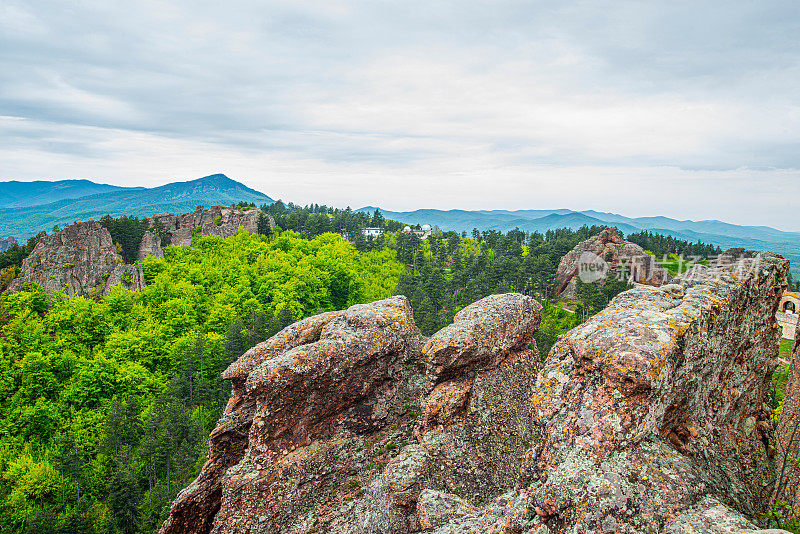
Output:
[
  {"xmin": 0, "ymin": 174, "xmax": 273, "ymax": 240},
  {"xmin": 355, "ymin": 206, "xmax": 800, "ymax": 276},
  {"xmin": 0, "ymin": 179, "xmax": 132, "ymax": 208},
  {"xmin": 1, "ymin": 174, "xmax": 796, "ymax": 276}
]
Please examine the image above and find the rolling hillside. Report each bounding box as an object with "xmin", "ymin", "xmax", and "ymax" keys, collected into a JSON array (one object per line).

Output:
[
  {"xmin": 0, "ymin": 174, "xmax": 273, "ymax": 239},
  {"xmin": 0, "ymin": 179, "xmax": 132, "ymax": 208}
]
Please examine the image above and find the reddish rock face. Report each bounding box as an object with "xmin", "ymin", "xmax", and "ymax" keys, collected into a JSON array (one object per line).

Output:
[
  {"xmin": 507, "ymin": 253, "xmax": 788, "ymax": 533},
  {"xmin": 376, "ymin": 293, "xmax": 544, "ymax": 531},
  {"xmin": 776, "ymin": 325, "xmax": 800, "ymax": 516},
  {"xmin": 160, "ymin": 296, "xmax": 426, "ymax": 534},
  {"xmin": 555, "ymin": 227, "xmax": 672, "ymax": 297},
  {"xmin": 161, "ymin": 265, "xmax": 790, "ymax": 534},
  {"xmin": 5, "ymin": 220, "xmax": 144, "ymax": 297}
]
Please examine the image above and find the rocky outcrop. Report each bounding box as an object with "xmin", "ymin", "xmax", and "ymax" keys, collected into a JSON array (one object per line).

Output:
[
  {"xmin": 3, "ymin": 205, "xmax": 274, "ymax": 295},
  {"xmin": 555, "ymin": 227, "xmax": 672, "ymax": 297},
  {"xmin": 0, "ymin": 236, "xmax": 17, "ymax": 254},
  {"xmin": 162, "ymin": 252, "xmax": 790, "ymax": 534},
  {"xmin": 146, "ymin": 205, "xmax": 273, "ymax": 248},
  {"xmin": 377, "ymin": 293, "xmax": 543, "ymax": 532},
  {"xmin": 137, "ymin": 230, "xmax": 163, "ymax": 262},
  {"xmin": 161, "ymin": 296, "xmax": 426, "ymax": 534},
  {"xmin": 776, "ymin": 326, "xmax": 800, "ymax": 518},
  {"xmin": 5, "ymin": 221, "xmax": 144, "ymax": 297},
  {"xmin": 500, "ymin": 252, "xmax": 788, "ymax": 533}
]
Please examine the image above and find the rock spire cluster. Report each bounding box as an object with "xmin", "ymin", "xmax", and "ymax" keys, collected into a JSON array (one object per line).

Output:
[{"xmin": 161, "ymin": 249, "xmax": 791, "ymax": 534}]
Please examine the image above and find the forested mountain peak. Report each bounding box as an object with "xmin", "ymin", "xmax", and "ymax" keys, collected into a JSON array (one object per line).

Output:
[{"xmin": 0, "ymin": 174, "xmax": 275, "ymax": 240}]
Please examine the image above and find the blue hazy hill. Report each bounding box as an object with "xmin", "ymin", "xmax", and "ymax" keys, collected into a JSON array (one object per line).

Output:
[
  {"xmin": 0, "ymin": 179, "xmax": 133, "ymax": 208},
  {"xmin": 0, "ymin": 174, "xmax": 273, "ymax": 240}
]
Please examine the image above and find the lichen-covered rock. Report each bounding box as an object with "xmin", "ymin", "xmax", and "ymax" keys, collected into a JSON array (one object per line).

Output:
[
  {"xmin": 147, "ymin": 205, "xmax": 273, "ymax": 247},
  {"xmin": 555, "ymin": 227, "xmax": 672, "ymax": 297},
  {"xmin": 665, "ymin": 496, "xmax": 788, "ymax": 533},
  {"xmin": 137, "ymin": 230, "xmax": 163, "ymax": 262},
  {"xmin": 5, "ymin": 220, "xmax": 144, "ymax": 296},
  {"xmin": 423, "ymin": 293, "xmax": 541, "ymax": 382},
  {"xmin": 775, "ymin": 326, "xmax": 800, "ymax": 517},
  {"xmin": 417, "ymin": 489, "xmax": 477, "ymax": 530},
  {"xmin": 160, "ymin": 267, "xmax": 790, "ymax": 534},
  {"xmin": 377, "ymin": 293, "xmax": 543, "ymax": 531},
  {"xmin": 517, "ymin": 252, "xmax": 788, "ymax": 533},
  {"xmin": 160, "ymin": 296, "xmax": 426, "ymax": 534}
]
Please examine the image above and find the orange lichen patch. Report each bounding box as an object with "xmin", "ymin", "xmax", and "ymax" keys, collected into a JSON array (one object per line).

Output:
[{"xmin": 223, "ymin": 310, "xmax": 344, "ymax": 381}]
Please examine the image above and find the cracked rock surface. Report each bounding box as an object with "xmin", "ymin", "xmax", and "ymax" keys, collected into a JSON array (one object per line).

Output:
[{"xmin": 161, "ymin": 253, "xmax": 791, "ymax": 533}]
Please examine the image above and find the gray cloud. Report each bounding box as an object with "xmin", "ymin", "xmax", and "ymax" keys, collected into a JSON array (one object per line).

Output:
[{"xmin": 1, "ymin": 0, "xmax": 799, "ymax": 229}]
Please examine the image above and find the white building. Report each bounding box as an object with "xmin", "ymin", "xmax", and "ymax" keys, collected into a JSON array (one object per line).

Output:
[
  {"xmin": 363, "ymin": 227, "xmax": 383, "ymax": 238},
  {"xmin": 778, "ymin": 292, "xmax": 800, "ymax": 340},
  {"xmin": 402, "ymin": 224, "xmax": 433, "ymax": 240}
]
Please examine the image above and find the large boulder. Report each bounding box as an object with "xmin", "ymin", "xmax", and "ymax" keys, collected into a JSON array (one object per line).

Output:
[
  {"xmin": 160, "ymin": 260, "xmax": 791, "ymax": 534},
  {"xmin": 160, "ymin": 296, "xmax": 426, "ymax": 534},
  {"xmin": 5, "ymin": 221, "xmax": 144, "ymax": 296},
  {"xmin": 555, "ymin": 227, "xmax": 672, "ymax": 298},
  {"xmin": 500, "ymin": 252, "xmax": 789, "ymax": 533},
  {"xmin": 375, "ymin": 293, "xmax": 544, "ymax": 532},
  {"xmin": 137, "ymin": 230, "xmax": 163, "ymax": 262}
]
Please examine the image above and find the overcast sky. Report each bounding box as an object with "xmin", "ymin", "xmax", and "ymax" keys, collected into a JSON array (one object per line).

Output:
[{"xmin": 1, "ymin": 1, "xmax": 799, "ymax": 229}]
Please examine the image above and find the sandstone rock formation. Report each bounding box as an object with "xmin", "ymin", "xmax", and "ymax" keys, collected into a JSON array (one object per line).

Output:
[
  {"xmin": 555, "ymin": 227, "xmax": 672, "ymax": 298},
  {"xmin": 512, "ymin": 254, "xmax": 787, "ymax": 533},
  {"xmin": 0, "ymin": 236, "xmax": 17, "ymax": 254},
  {"xmin": 377, "ymin": 293, "xmax": 543, "ymax": 532},
  {"xmin": 776, "ymin": 326, "xmax": 800, "ymax": 518},
  {"xmin": 146, "ymin": 205, "xmax": 273, "ymax": 248},
  {"xmin": 137, "ymin": 230, "xmax": 163, "ymax": 262},
  {"xmin": 5, "ymin": 220, "xmax": 144, "ymax": 297},
  {"xmin": 161, "ymin": 296, "xmax": 427, "ymax": 534},
  {"xmin": 162, "ymin": 252, "xmax": 790, "ymax": 534},
  {"xmin": 3, "ymin": 205, "xmax": 273, "ymax": 296}
]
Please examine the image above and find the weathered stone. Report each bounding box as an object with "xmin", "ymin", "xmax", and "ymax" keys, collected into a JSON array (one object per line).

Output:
[
  {"xmin": 775, "ymin": 325, "xmax": 800, "ymax": 517},
  {"xmin": 379, "ymin": 293, "xmax": 543, "ymax": 530},
  {"xmin": 423, "ymin": 293, "xmax": 541, "ymax": 382},
  {"xmin": 555, "ymin": 227, "xmax": 672, "ymax": 297},
  {"xmin": 5, "ymin": 220, "xmax": 144, "ymax": 296},
  {"xmin": 520, "ymin": 252, "xmax": 788, "ymax": 532},
  {"xmin": 160, "ymin": 296, "xmax": 425, "ymax": 534},
  {"xmin": 160, "ymin": 264, "xmax": 790, "ymax": 534},
  {"xmin": 137, "ymin": 230, "xmax": 163, "ymax": 262},
  {"xmin": 665, "ymin": 496, "xmax": 789, "ymax": 533},
  {"xmin": 146, "ymin": 205, "xmax": 273, "ymax": 248},
  {"xmin": 416, "ymin": 489, "xmax": 477, "ymax": 530}
]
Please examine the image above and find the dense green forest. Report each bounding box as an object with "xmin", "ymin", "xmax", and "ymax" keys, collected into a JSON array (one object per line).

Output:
[
  {"xmin": 0, "ymin": 230, "xmax": 401, "ymax": 533},
  {"xmin": 0, "ymin": 201, "xmax": 772, "ymax": 533}
]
